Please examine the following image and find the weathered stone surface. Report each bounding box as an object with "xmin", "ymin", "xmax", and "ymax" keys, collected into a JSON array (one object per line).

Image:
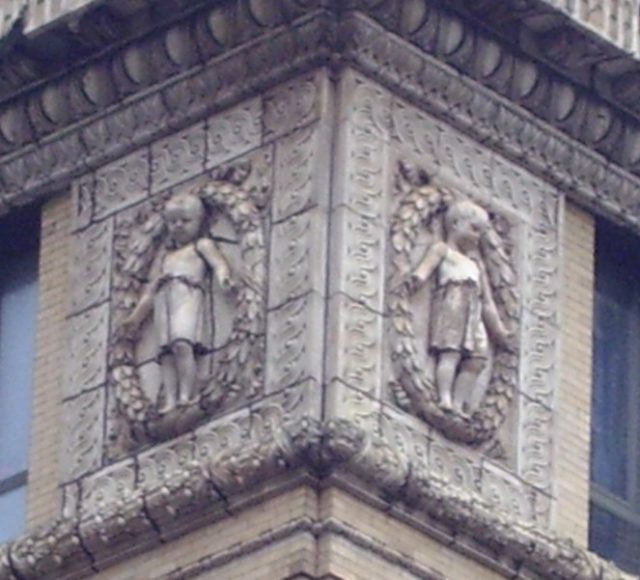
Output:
[
  {"xmin": 265, "ymin": 292, "xmax": 325, "ymax": 393},
  {"xmin": 61, "ymin": 388, "xmax": 105, "ymax": 481},
  {"xmin": 206, "ymin": 98, "xmax": 262, "ymax": 169},
  {"xmin": 94, "ymin": 148, "xmax": 150, "ymax": 220},
  {"xmin": 273, "ymin": 124, "xmax": 322, "ymax": 222},
  {"xmin": 263, "ymin": 73, "xmax": 321, "ymax": 142},
  {"xmin": 268, "ymin": 208, "xmax": 327, "ymax": 309},
  {"xmin": 151, "ymin": 122, "xmax": 206, "ymax": 193},
  {"xmin": 70, "ymin": 173, "xmax": 95, "ymax": 232},
  {"xmin": 70, "ymin": 218, "xmax": 113, "ymax": 314},
  {"xmin": 65, "ymin": 302, "xmax": 110, "ymax": 399},
  {"xmin": 325, "ymin": 293, "xmax": 385, "ymax": 397}
]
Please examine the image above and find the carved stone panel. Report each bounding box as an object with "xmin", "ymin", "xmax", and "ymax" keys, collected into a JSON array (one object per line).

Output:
[
  {"xmin": 151, "ymin": 122, "xmax": 206, "ymax": 193},
  {"xmin": 94, "ymin": 148, "xmax": 150, "ymax": 220},
  {"xmin": 109, "ymin": 161, "xmax": 268, "ymax": 444},
  {"xmin": 326, "ymin": 292, "xmax": 385, "ymax": 397},
  {"xmin": 268, "ymin": 209, "xmax": 326, "ymax": 309},
  {"xmin": 325, "ymin": 72, "xmax": 391, "ymax": 400},
  {"xmin": 265, "ymin": 291, "xmax": 325, "ymax": 394},
  {"xmin": 64, "ymin": 303, "xmax": 110, "ymax": 400},
  {"xmin": 326, "ymin": 71, "xmax": 560, "ymax": 525},
  {"xmin": 70, "ymin": 219, "xmax": 113, "ymax": 314},
  {"xmin": 70, "ymin": 173, "xmax": 95, "ymax": 232},
  {"xmin": 263, "ymin": 72, "xmax": 322, "ymax": 142},
  {"xmin": 273, "ymin": 124, "xmax": 323, "ymax": 222},
  {"xmin": 59, "ymin": 72, "xmax": 335, "ymax": 498},
  {"xmin": 206, "ymin": 97, "xmax": 262, "ymax": 169},
  {"xmin": 61, "ymin": 388, "xmax": 105, "ymax": 481}
]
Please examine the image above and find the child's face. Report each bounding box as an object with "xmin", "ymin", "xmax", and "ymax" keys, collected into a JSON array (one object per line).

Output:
[
  {"xmin": 451, "ymin": 215, "xmax": 484, "ymax": 243},
  {"xmin": 447, "ymin": 204, "xmax": 488, "ymax": 246},
  {"xmin": 165, "ymin": 196, "xmax": 204, "ymax": 245}
]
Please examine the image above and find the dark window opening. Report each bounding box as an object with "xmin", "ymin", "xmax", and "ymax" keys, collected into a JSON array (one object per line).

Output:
[{"xmin": 590, "ymin": 218, "xmax": 640, "ymax": 574}]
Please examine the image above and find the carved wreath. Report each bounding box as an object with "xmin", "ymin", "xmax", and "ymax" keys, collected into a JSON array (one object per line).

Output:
[
  {"xmin": 388, "ymin": 161, "xmax": 519, "ymax": 448},
  {"xmin": 109, "ymin": 161, "xmax": 266, "ymax": 442}
]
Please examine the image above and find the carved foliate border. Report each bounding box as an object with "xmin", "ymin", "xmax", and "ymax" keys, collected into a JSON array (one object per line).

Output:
[
  {"xmin": 335, "ymin": 71, "xmax": 558, "ymax": 501},
  {"xmin": 60, "ymin": 69, "xmax": 328, "ymax": 469},
  {"xmin": 109, "ymin": 163, "xmax": 267, "ymax": 443}
]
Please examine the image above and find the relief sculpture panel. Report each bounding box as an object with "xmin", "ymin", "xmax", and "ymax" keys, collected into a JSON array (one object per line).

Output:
[
  {"xmin": 388, "ymin": 161, "xmax": 519, "ymax": 447},
  {"xmin": 110, "ymin": 161, "xmax": 268, "ymax": 445},
  {"xmin": 331, "ymin": 71, "xmax": 559, "ymax": 523}
]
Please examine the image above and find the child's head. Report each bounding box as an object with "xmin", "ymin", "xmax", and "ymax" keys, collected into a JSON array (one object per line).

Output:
[
  {"xmin": 443, "ymin": 200, "xmax": 489, "ymax": 244},
  {"xmin": 164, "ymin": 192, "xmax": 206, "ymax": 246}
]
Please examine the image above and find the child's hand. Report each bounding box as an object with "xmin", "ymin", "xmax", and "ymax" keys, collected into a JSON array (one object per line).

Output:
[
  {"xmin": 122, "ymin": 311, "xmax": 144, "ymax": 338},
  {"xmin": 404, "ymin": 272, "xmax": 424, "ymax": 294},
  {"xmin": 219, "ymin": 274, "xmax": 238, "ymax": 294}
]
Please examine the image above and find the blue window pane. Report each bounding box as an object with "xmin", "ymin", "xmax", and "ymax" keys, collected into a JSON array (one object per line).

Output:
[
  {"xmin": 0, "ymin": 249, "xmax": 38, "ymax": 481},
  {"xmin": 0, "ymin": 485, "xmax": 27, "ymax": 543},
  {"xmin": 591, "ymin": 221, "xmax": 640, "ymax": 500},
  {"xmin": 592, "ymin": 294, "xmax": 633, "ymax": 496}
]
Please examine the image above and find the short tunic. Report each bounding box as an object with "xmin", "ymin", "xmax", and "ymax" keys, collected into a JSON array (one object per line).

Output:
[
  {"xmin": 429, "ymin": 248, "xmax": 488, "ymax": 359},
  {"xmin": 153, "ymin": 242, "xmax": 210, "ymax": 354},
  {"xmin": 154, "ymin": 276, "xmax": 207, "ymax": 354}
]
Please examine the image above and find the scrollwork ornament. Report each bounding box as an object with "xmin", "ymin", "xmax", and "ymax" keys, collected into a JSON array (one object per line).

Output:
[
  {"xmin": 388, "ymin": 161, "xmax": 519, "ymax": 446},
  {"xmin": 110, "ymin": 160, "xmax": 267, "ymax": 444}
]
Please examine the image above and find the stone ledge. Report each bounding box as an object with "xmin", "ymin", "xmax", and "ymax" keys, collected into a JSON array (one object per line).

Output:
[
  {"xmin": 3, "ymin": 7, "xmax": 640, "ymax": 240},
  {"xmin": 0, "ymin": 417, "xmax": 632, "ymax": 580}
]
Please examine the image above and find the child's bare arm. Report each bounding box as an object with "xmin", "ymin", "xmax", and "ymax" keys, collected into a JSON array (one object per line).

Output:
[
  {"xmin": 124, "ymin": 253, "xmax": 162, "ymax": 334},
  {"xmin": 411, "ymin": 241, "xmax": 447, "ymax": 286},
  {"xmin": 197, "ymin": 238, "xmax": 233, "ymax": 289},
  {"xmin": 480, "ymin": 270, "xmax": 512, "ymax": 348},
  {"xmin": 126, "ymin": 286, "xmax": 154, "ymax": 330}
]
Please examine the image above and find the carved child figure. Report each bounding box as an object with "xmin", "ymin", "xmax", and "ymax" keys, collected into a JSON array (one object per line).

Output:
[
  {"xmin": 125, "ymin": 192, "xmax": 233, "ymax": 412},
  {"xmin": 410, "ymin": 200, "xmax": 511, "ymax": 413}
]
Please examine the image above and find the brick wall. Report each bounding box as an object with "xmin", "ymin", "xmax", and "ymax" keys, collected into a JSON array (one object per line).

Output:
[
  {"xmin": 94, "ymin": 485, "xmax": 507, "ymax": 580},
  {"xmin": 27, "ymin": 193, "xmax": 71, "ymax": 527},
  {"xmin": 553, "ymin": 201, "xmax": 595, "ymax": 546}
]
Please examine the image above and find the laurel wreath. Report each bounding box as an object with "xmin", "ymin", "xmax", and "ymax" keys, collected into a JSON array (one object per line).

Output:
[
  {"xmin": 388, "ymin": 162, "xmax": 519, "ymax": 448},
  {"xmin": 109, "ymin": 160, "xmax": 266, "ymax": 443}
]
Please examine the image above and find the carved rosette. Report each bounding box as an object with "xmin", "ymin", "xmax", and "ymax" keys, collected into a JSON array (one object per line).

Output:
[
  {"xmin": 388, "ymin": 161, "xmax": 519, "ymax": 446},
  {"xmin": 109, "ymin": 161, "xmax": 267, "ymax": 444}
]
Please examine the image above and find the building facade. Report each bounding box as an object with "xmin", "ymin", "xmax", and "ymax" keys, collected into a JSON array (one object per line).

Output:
[{"xmin": 0, "ymin": 0, "xmax": 638, "ymax": 578}]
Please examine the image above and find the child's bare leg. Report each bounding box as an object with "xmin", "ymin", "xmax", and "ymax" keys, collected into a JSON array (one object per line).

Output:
[
  {"xmin": 452, "ymin": 357, "xmax": 487, "ymax": 414},
  {"xmin": 436, "ymin": 351, "xmax": 460, "ymax": 409},
  {"xmin": 159, "ymin": 354, "xmax": 178, "ymax": 413},
  {"xmin": 172, "ymin": 340, "xmax": 198, "ymax": 404}
]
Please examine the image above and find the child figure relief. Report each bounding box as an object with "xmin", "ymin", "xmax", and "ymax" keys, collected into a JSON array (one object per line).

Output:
[
  {"xmin": 389, "ymin": 161, "xmax": 519, "ymax": 445},
  {"xmin": 124, "ymin": 191, "xmax": 234, "ymax": 413},
  {"xmin": 408, "ymin": 200, "xmax": 513, "ymax": 415}
]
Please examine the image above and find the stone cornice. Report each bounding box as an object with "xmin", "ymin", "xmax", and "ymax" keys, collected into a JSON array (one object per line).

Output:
[
  {"xmin": 0, "ymin": 7, "xmax": 334, "ymax": 212},
  {"xmin": 350, "ymin": 0, "xmax": 640, "ymax": 171},
  {"xmin": 1, "ymin": 2, "xmax": 640, "ymax": 231},
  {"xmin": 0, "ymin": 417, "xmax": 632, "ymax": 580},
  {"xmin": 339, "ymin": 12, "xmax": 640, "ymax": 226}
]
